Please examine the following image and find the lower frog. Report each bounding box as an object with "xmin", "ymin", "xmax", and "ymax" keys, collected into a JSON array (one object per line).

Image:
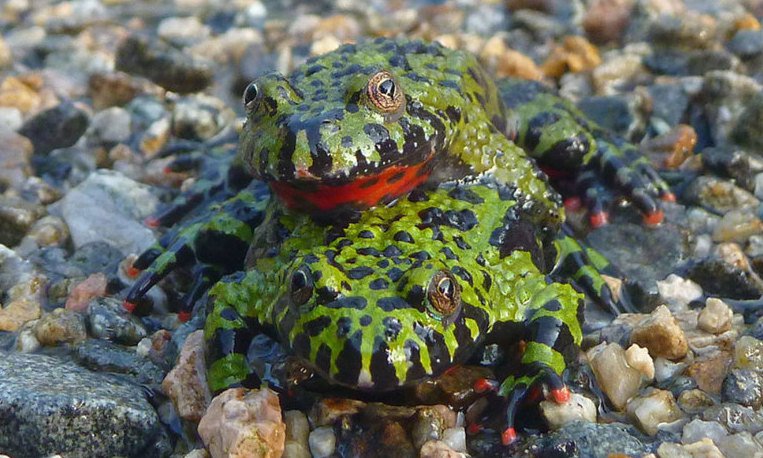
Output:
[{"xmin": 205, "ymin": 178, "xmax": 594, "ymax": 445}]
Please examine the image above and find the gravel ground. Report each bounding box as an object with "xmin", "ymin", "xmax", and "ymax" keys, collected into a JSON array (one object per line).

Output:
[{"xmin": 2, "ymin": 0, "xmax": 763, "ymax": 457}]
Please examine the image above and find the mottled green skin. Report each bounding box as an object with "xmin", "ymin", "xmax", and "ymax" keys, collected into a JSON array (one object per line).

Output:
[
  {"xmin": 239, "ymin": 38, "xmax": 560, "ymax": 217},
  {"xmin": 205, "ymin": 181, "xmax": 583, "ymax": 393}
]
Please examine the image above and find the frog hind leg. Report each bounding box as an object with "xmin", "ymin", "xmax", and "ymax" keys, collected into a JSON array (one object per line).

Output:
[
  {"xmin": 124, "ymin": 182, "xmax": 270, "ymax": 319},
  {"xmin": 149, "ymin": 136, "xmax": 250, "ymax": 228},
  {"xmin": 473, "ymin": 282, "xmax": 583, "ymax": 445},
  {"xmin": 499, "ymin": 78, "xmax": 673, "ymax": 226},
  {"xmin": 549, "ymin": 225, "xmax": 634, "ymax": 314},
  {"xmin": 204, "ymin": 273, "xmax": 263, "ymax": 392}
]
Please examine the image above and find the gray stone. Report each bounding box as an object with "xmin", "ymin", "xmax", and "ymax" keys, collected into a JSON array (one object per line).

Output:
[
  {"xmin": 0, "ymin": 352, "xmax": 168, "ymax": 458},
  {"xmin": 18, "ymin": 101, "xmax": 89, "ymax": 155},
  {"xmin": 55, "ymin": 170, "xmax": 157, "ymax": 255},
  {"xmin": 728, "ymin": 30, "xmax": 763, "ymax": 59},
  {"xmin": 87, "ymin": 297, "xmax": 147, "ymax": 345},
  {"xmin": 722, "ymin": 369, "xmax": 763, "ymax": 409}
]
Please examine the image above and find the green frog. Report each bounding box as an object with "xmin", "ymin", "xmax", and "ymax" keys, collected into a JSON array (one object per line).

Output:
[
  {"xmin": 205, "ymin": 178, "xmax": 590, "ymax": 446},
  {"xmin": 123, "ymin": 38, "xmax": 671, "ymax": 444}
]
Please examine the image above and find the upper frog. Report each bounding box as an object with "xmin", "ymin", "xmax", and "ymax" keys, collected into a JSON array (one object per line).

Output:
[{"xmin": 238, "ymin": 38, "xmax": 543, "ymax": 214}]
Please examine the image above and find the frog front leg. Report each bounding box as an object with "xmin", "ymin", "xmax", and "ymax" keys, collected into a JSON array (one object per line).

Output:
[
  {"xmin": 124, "ymin": 181, "xmax": 270, "ymax": 320},
  {"xmin": 474, "ymin": 264, "xmax": 584, "ymax": 445},
  {"xmin": 499, "ymin": 78, "xmax": 674, "ymax": 227}
]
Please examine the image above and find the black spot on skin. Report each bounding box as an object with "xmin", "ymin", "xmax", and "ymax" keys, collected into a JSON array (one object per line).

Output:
[
  {"xmin": 525, "ymin": 111, "xmax": 562, "ymax": 153},
  {"xmin": 378, "ymin": 296, "xmax": 412, "ymax": 311},
  {"xmin": 440, "ymin": 247, "xmax": 458, "ymax": 260},
  {"xmin": 331, "ymin": 63, "xmax": 363, "ymax": 79},
  {"xmin": 405, "ymin": 72, "xmax": 431, "ymax": 84},
  {"xmin": 336, "ymin": 317, "xmax": 352, "ymax": 338},
  {"xmin": 316, "ymin": 286, "xmax": 337, "ymax": 304},
  {"xmin": 410, "ymin": 251, "xmax": 431, "ymax": 262},
  {"xmin": 407, "ymin": 188, "xmax": 429, "ymax": 202},
  {"xmin": 388, "ymin": 54, "xmax": 410, "ymax": 69},
  {"xmin": 403, "ymin": 40, "xmax": 427, "ymax": 54},
  {"xmin": 358, "ymin": 231, "xmax": 375, "ymax": 239},
  {"xmin": 360, "ymin": 315, "xmax": 372, "ymax": 326},
  {"xmin": 387, "ymin": 171, "xmax": 406, "ymax": 184},
  {"xmin": 341, "ymin": 135, "xmax": 354, "ymax": 148},
  {"xmin": 383, "ymin": 317, "xmax": 403, "ymax": 340},
  {"xmin": 405, "ymin": 340, "xmax": 427, "ymax": 381},
  {"xmin": 334, "ymin": 331, "xmax": 363, "ymax": 386},
  {"xmin": 440, "ymin": 80, "xmax": 461, "ymax": 91},
  {"xmin": 399, "ymin": 117, "xmax": 429, "ymax": 160},
  {"xmin": 451, "ymin": 266, "xmax": 473, "ymax": 286},
  {"xmin": 370, "ymin": 278, "xmax": 389, "ymax": 290},
  {"xmin": 348, "ymin": 266, "xmax": 374, "ymax": 280},
  {"xmin": 315, "ymin": 343, "xmax": 332, "ymax": 374},
  {"xmin": 383, "ymin": 246, "xmax": 403, "ymax": 257},
  {"xmin": 482, "ymin": 270, "xmax": 492, "ymax": 291},
  {"xmin": 377, "ymin": 259, "xmax": 390, "ymax": 269},
  {"xmin": 220, "ymin": 307, "xmax": 240, "ymax": 322},
  {"xmin": 365, "ymin": 123, "xmax": 400, "ymax": 162},
  {"xmin": 418, "ymin": 207, "xmax": 478, "ymax": 232},
  {"xmin": 387, "ymin": 267, "xmax": 404, "ymax": 282},
  {"xmin": 444, "ymin": 105, "xmax": 461, "ymax": 123},
  {"xmin": 346, "ymin": 90, "xmax": 361, "ymax": 113},
  {"xmin": 491, "ymin": 114, "xmax": 505, "ymax": 132},
  {"xmin": 303, "ymin": 254, "xmax": 319, "ymax": 264},
  {"xmin": 407, "ymin": 101, "xmax": 447, "ymax": 153},
  {"xmin": 304, "ymin": 315, "xmax": 332, "ymax": 336},
  {"xmin": 336, "ymin": 239, "xmax": 353, "ymax": 250},
  {"xmin": 453, "ymin": 236, "xmax": 470, "ymax": 250},
  {"xmin": 359, "ymin": 177, "xmax": 379, "ymax": 189},
  {"xmin": 406, "ymin": 285, "xmax": 426, "ymax": 308},
  {"xmin": 371, "ymin": 338, "xmax": 398, "ymax": 389},
  {"xmin": 305, "ymin": 64, "xmax": 325, "ymax": 76},
  {"xmin": 413, "ymin": 322, "xmax": 451, "ymax": 373},
  {"xmin": 324, "ymin": 296, "xmax": 367, "ymax": 309},
  {"xmin": 447, "ymin": 187, "xmax": 484, "ymax": 204},
  {"xmin": 546, "ymin": 134, "xmax": 591, "ymax": 167},
  {"xmin": 544, "ymin": 300, "xmax": 563, "ymax": 312},
  {"xmin": 394, "ymin": 231, "xmax": 414, "ymax": 243}
]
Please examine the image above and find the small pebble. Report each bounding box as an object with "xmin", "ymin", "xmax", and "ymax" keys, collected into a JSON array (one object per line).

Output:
[
  {"xmin": 540, "ymin": 392, "xmax": 597, "ymax": 429},
  {"xmin": 698, "ymin": 298, "xmax": 734, "ymax": 334},
  {"xmin": 625, "ymin": 389, "xmax": 683, "ymax": 436},
  {"xmin": 630, "ymin": 305, "xmax": 689, "ymax": 361},
  {"xmin": 308, "ymin": 426, "xmax": 336, "ymax": 458},
  {"xmin": 33, "ymin": 308, "xmax": 87, "ymax": 346}
]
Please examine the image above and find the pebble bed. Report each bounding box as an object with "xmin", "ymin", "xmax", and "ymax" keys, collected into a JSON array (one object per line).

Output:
[{"xmin": 2, "ymin": 0, "xmax": 763, "ymax": 457}]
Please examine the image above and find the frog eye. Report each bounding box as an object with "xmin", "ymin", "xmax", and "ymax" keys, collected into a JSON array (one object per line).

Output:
[
  {"xmin": 427, "ymin": 270, "xmax": 461, "ymax": 318},
  {"xmin": 290, "ymin": 266, "xmax": 314, "ymax": 306},
  {"xmin": 367, "ymin": 71, "xmax": 404, "ymax": 115},
  {"xmin": 243, "ymin": 82, "xmax": 260, "ymax": 109}
]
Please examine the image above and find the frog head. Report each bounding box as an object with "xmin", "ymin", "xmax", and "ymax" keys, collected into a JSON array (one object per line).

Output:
[{"xmin": 238, "ymin": 39, "xmax": 475, "ymax": 214}]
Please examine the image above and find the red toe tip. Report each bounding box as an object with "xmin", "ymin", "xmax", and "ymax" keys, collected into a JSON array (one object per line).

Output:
[
  {"xmin": 502, "ymin": 427, "xmax": 517, "ymax": 445},
  {"xmin": 661, "ymin": 192, "xmax": 676, "ymax": 203},
  {"xmin": 144, "ymin": 216, "xmax": 160, "ymax": 229},
  {"xmin": 474, "ymin": 378, "xmax": 498, "ymax": 393},
  {"xmin": 123, "ymin": 300, "xmax": 136, "ymax": 313},
  {"xmin": 589, "ymin": 211, "xmax": 609, "ymax": 228},
  {"xmin": 178, "ymin": 311, "xmax": 192, "ymax": 323},
  {"xmin": 162, "ymin": 166, "xmax": 173, "ymax": 175},
  {"xmin": 563, "ymin": 197, "xmax": 582, "ymax": 212},
  {"xmin": 467, "ymin": 423, "xmax": 482, "ymax": 435},
  {"xmin": 643, "ymin": 209, "xmax": 664, "ymax": 226},
  {"xmin": 551, "ymin": 386, "xmax": 571, "ymax": 403}
]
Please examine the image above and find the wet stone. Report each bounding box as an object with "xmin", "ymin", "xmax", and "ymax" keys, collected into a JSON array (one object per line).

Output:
[
  {"xmin": 33, "ymin": 308, "xmax": 86, "ymax": 346},
  {"xmin": 87, "ymin": 297, "xmax": 147, "ymax": 345},
  {"xmin": 69, "ymin": 241, "xmax": 125, "ymax": 277},
  {"xmin": 686, "ymin": 49, "xmax": 739, "ymax": 75},
  {"xmin": 56, "ymin": 170, "xmax": 157, "ymax": 255},
  {"xmin": 0, "ymin": 352, "xmax": 167, "ymax": 458},
  {"xmin": 523, "ymin": 421, "xmax": 651, "ymax": 458},
  {"xmin": 0, "ymin": 195, "xmax": 46, "ymax": 247},
  {"xmin": 682, "ymin": 418, "xmax": 728, "ymax": 445},
  {"xmin": 88, "ymin": 107, "xmax": 132, "ymax": 146},
  {"xmin": 731, "ymin": 93, "xmax": 763, "ymax": 152},
  {"xmin": 308, "ymin": 426, "xmax": 336, "ymax": 458},
  {"xmin": 717, "ymin": 432, "xmax": 763, "ymax": 457},
  {"xmin": 578, "ymin": 94, "xmax": 640, "ymax": 137},
  {"xmin": 728, "ymin": 29, "xmax": 763, "ymax": 59},
  {"xmin": 630, "ymin": 305, "xmax": 689, "ymax": 361},
  {"xmin": 702, "ymin": 403, "xmax": 763, "ymax": 434},
  {"xmin": 722, "ymin": 368, "xmax": 763, "ymax": 409},
  {"xmin": 115, "ymin": 34, "xmax": 213, "ymax": 94},
  {"xmin": 586, "ymin": 223, "xmax": 688, "ymax": 310},
  {"xmin": 683, "ymin": 176, "xmax": 759, "ymax": 215},
  {"xmin": 701, "ymin": 147, "xmax": 757, "ymax": 193},
  {"xmin": 649, "ymin": 83, "xmax": 691, "ymax": 126},
  {"xmin": 72, "ymin": 338, "xmax": 167, "ymax": 389},
  {"xmin": 18, "ymin": 101, "xmax": 89, "ymax": 155}
]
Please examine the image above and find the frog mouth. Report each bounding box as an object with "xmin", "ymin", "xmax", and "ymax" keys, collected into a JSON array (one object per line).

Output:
[{"xmin": 270, "ymin": 155, "xmax": 436, "ymax": 213}]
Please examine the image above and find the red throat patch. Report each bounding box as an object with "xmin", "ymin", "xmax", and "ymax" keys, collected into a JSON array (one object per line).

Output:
[{"xmin": 270, "ymin": 160, "xmax": 433, "ymax": 212}]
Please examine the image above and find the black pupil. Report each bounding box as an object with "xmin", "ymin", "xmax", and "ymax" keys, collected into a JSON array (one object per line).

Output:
[
  {"xmin": 438, "ymin": 278, "xmax": 453, "ymax": 298},
  {"xmin": 244, "ymin": 83, "xmax": 258, "ymax": 104},
  {"xmin": 378, "ymin": 79, "xmax": 395, "ymax": 98}
]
